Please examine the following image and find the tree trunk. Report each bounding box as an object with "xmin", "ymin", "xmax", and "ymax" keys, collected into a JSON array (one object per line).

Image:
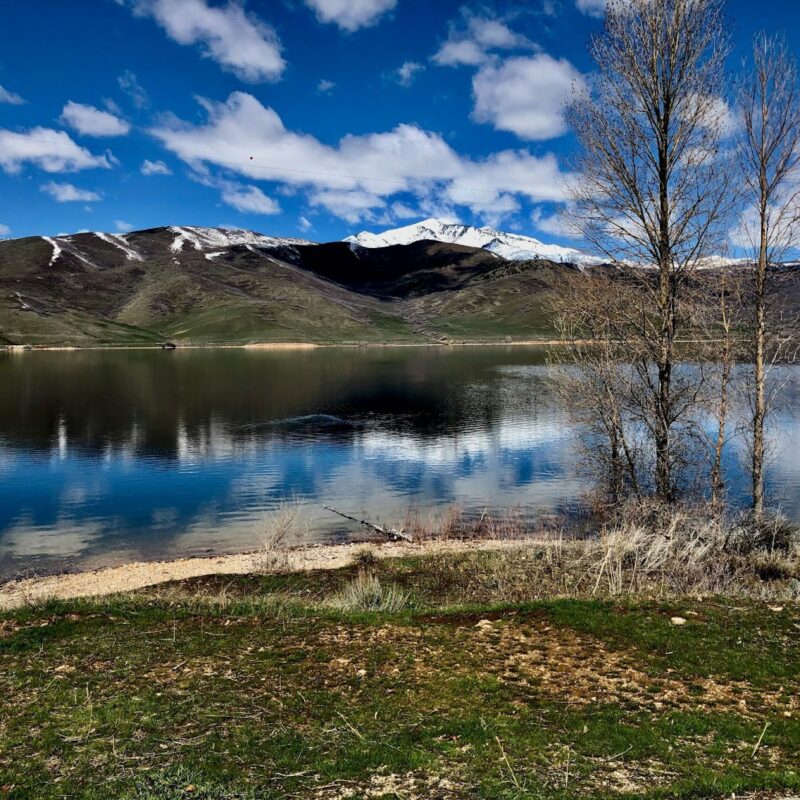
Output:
[
  {"xmin": 753, "ymin": 191, "xmax": 768, "ymax": 521},
  {"xmin": 711, "ymin": 296, "xmax": 732, "ymax": 510},
  {"xmin": 656, "ymin": 123, "xmax": 674, "ymax": 504}
]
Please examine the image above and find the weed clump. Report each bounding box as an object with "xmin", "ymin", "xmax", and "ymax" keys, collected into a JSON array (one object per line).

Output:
[{"xmin": 333, "ymin": 570, "xmax": 408, "ymax": 612}]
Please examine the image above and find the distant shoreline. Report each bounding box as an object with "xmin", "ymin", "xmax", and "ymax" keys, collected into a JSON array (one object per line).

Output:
[{"xmin": 0, "ymin": 339, "xmax": 585, "ymax": 353}]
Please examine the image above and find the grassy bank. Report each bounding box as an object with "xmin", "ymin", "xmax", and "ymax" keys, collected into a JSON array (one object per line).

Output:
[{"xmin": 1, "ymin": 547, "xmax": 799, "ymax": 799}]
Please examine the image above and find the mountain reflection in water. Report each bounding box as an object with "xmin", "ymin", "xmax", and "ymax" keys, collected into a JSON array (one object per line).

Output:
[{"xmin": 0, "ymin": 346, "xmax": 798, "ymax": 578}]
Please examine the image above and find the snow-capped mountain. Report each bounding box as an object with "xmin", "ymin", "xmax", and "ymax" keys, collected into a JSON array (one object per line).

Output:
[
  {"xmin": 344, "ymin": 218, "xmax": 598, "ymax": 265},
  {"xmin": 33, "ymin": 226, "xmax": 314, "ymax": 268},
  {"xmin": 167, "ymin": 226, "xmax": 311, "ymax": 254}
]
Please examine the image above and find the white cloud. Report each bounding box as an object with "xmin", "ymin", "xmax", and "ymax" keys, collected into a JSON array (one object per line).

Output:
[
  {"xmin": 394, "ymin": 61, "xmax": 424, "ymax": 87},
  {"xmin": 41, "ymin": 182, "xmax": 102, "ymax": 203},
  {"xmin": 118, "ymin": 70, "xmax": 150, "ymax": 109},
  {"xmin": 389, "ymin": 201, "xmax": 421, "ymax": 219},
  {"xmin": 0, "ymin": 128, "xmax": 112, "ymax": 174},
  {"xmin": 0, "ymin": 84, "xmax": 24, "ymax": 105},
  {"xmin": 687, "ymin": 94, "xmax": 742, "ymax": 138},
  {"xmin": 128, "ymin": 0, "xmax": 285, "ymax": 82},
  {"xmin": 221, "ymin": 183, "xmax": 281, "ymax": 215},
  {"xmin": 532, "ymin": 207, "xmax": 581, "ymax": 239},
  {"xmin": 141, "ymin": 159, "xmax": 172, "ymax": 175},
  {"xmin": 310, "ymin": 189, "xmax": 385, "ymax": 223},
  {"xmin": 60, "ymin": 101, "xmax": 131, "ymax": 137},
  {"xmin": 317, "ymin": 79, "xmax": 336, "ymax": 93},
  {"xmin": 115, "ymin": 220, "xmax": 134, "ymax": 232},
  {"xmin": 298, "ymin": 215, "xmax": 314, "ymax": 232},
  {"xmin": 576, "ymin": 0, "xmax": 606, "ymax": 16},
  {"xmin": 472, "ymin": 54, "xmax": 584, "ymax": 140},
  {"xmin": 304, "ymin": 0, "xmax": 396, "ymax": 32},
  {"xmin": 0, "ymin": 224, "xmax": 11, "ymax": 237},
  {"xmin": 433, "ymin": 14, "xmax": 532, "ymax": 67},
  {"xmin": 150, "ymin": 91, "xmax": 573, "ymax": 223}
]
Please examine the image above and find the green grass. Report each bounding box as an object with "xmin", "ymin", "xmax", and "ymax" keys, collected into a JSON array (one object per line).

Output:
[{"xmin": 1, "ymin": 556, "xmax": 798, "ymax": 799}]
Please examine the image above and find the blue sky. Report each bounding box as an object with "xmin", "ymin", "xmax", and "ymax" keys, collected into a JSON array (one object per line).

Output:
[{"xmin": 0, "ymin": 0, "xmax": 798, "ymax": 245}]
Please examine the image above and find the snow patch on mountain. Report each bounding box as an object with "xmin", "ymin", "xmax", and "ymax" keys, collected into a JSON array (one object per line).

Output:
[
  {"xmin": 169, "ymin": 226, "xmax": 311, "ymax": 254},
  {"xmin": 94, "ymin": 232, "xmax": 144, "ymax": 262},
  {"xmin": 42, "ymin": 237, "xmax": 62, "ymax": 267},
  {"xmin": 344, "ymin": 218, "xmax": 599, "ymax": 264}
]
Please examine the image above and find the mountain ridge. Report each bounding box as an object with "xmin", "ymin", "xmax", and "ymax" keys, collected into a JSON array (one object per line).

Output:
[
  {"xmin": 0, "ymin": 224, "xmax": 573, "ymax": 347},
  {"xmin": 344, "ymin": 217, "xmax": 598, "ymax": 265}
]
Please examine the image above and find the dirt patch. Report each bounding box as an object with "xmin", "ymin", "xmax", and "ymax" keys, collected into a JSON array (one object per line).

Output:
[
  {"xmin": 312, "ymin": 771, "xmax": 463, "ymax": 800},
  {"xmin": 465, "ymin": 617, "xmax": 798, "ymax": 718}
]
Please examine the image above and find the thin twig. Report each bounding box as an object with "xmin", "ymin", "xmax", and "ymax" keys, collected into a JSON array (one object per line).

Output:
[{"xmin": 752, "ymin": 721, "xmax": 770, "ymax": 758}]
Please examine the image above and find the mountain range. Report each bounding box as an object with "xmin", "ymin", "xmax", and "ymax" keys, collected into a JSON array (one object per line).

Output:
[
  {"xmin": 345, "ymin": 218, "xmax": 597, "ymax": 264},
  {"xmin": 0, "ymin": 219, "xmax": 780, "ymax": 348},
  {"xmin": 0, "ymin": 220, "xmax": 599, "ymax": 347}
]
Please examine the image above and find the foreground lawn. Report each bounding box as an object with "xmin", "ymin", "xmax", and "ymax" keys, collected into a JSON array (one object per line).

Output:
[{"xmin": 1, "ymin": 555, "xmax": 798, "ymax": 799}]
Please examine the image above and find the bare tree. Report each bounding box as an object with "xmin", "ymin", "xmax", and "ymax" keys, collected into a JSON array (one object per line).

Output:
[
  {"xmin": 737, "ymin": 34, "xmax": 800, "ymax": 521},
  {"xmin": 687, "ymin": 268, "xmax": 744, "ymax": 510},
  {"xmin": 550, "ymin": 271, "xmax": 643, "ymax": 506},
  {"xmin": 566, "ymin": 0, "xmax": 732, "ymax": 502}
]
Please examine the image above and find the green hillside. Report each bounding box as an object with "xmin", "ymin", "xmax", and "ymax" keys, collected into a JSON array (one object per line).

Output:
[{"xmin": 0, "ymin": 227, "xmax": 570, "ymax": 347}]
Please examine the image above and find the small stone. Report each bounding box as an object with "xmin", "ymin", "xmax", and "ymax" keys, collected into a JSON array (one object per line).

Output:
[{"xmin": 670, "ymin": 616, "xmax": 687, "ymax": 626}]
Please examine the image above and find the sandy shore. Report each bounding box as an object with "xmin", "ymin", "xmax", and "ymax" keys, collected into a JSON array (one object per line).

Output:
[{"xmin": 0, "ymin": 538, "xmax": 527, "ymax": 611}]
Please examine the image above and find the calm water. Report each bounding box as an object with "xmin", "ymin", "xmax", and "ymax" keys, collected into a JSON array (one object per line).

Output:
[{"xmin": 1, "ymin": 346, "xmax": 799, "ymax": 579}]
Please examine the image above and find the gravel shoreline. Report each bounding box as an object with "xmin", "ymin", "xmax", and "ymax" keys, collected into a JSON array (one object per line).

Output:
[{"xmin": 0, "ymin": 538, "xmax": 526, "ymax": 611}]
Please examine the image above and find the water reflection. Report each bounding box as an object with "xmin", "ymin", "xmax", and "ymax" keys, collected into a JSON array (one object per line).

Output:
[{"xmin": 0, "ymin": 347, "xmax": 796, "ymax": 578}]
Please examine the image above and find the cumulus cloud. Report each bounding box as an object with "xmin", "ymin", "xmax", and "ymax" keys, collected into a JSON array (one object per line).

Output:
[
  {"xmin": 118, "ymin": 70, "xmax": 150, "ymax": 110},
  {"xmin": 686, "ymin": 94, "xmax": 742, "ymax": 138},
  {"xmin": 472, "ymin": 54, "xmax": 584, "ymax": 141},
  {"xmin": 41, "ymin": 182, "xmax": 102, "ymax": 202},
  {"xmin": 317, "ymin": 79, "xmax": 336, "ymax": 93},
  {"xmin": 298, "ymin": 215, "xmax": 314, "ymax": 232},
  {"xmin": 0, "ymin": 84, "xmax": 24, "ymax": 105},
  {"xmin": 0, "ymin": 128, "xmax": 112, "ymax": 174},
  {"xmin": 126, "ymin": 0, "xmax": 285, "ymax": 82},
  {"xmin": 150, "ymin": 91, "xmax": 573, "ymax": 223},
  {"xmin": 532, "ymin": 207, "xmax": 581, "ymax": 239},
  {"xmin": 432, "ymin": 13, "xmax": 581, "ymax": 142},
  {"xmin": 433, "ymin": 14, "xmax": 532, "ymax": 67},
  {"xmin": 394, "ymin": 61, "xmax": 424, "ymax": 87},
  {"xmin": 0, "ymin": 224, "xmax": 11, "ymax": 237},
  {"xmin": 221, "ymin": 183, "xmax": 281, "ymax": 215},
  {"xmin": 141, "ymin": 159, "xmax": 172, "ymax": 175},
  {"xmin": 576, "ymin": 0, "xmax": 607, "ymax": 16},
  {"xmin": 577, "ymin": 0, "xmax": 641, "ymax": 18},
  {"xmin": 60, "ymin": 101, "xmax": 131, "ymax": 137},
  {"xmin": 304, "ymin": 0, "xmax": 396, "ymax": 32},
  {"xmin": 115, "ymin": 220, "xmax": 134, "ymax": 232}
]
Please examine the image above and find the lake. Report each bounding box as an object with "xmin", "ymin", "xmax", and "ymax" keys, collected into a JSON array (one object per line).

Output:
[{"xmin": 1, "ymin": 346, "xmax": 799, "ymax": 579}]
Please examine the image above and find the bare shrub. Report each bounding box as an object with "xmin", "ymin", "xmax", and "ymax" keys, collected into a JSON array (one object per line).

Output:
[
  {"xmin": 333, "ymin": 570, "xmax": 408, "ymax": 612},
  {"xmin": 402, "ymin": 504, "xmax": 540, "ymax": 543},
  {"xmin": 581, "ymin": 502, "xmax": 800, "ymax": 597},
  {"xmin": 255, "ymin": 500, "xmax": 308, "ymax": 573},
  {"xmin": 351, "ymin": 546, "xmax": 379, "ymax": 569}
]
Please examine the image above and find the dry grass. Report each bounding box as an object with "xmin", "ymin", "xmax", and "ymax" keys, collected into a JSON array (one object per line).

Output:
[
  {"xmin": 331, "ymin": 569, "xmax": 409, "ymax": 612},
  {"xmin": 579, "ymin": 504, "xmax": 800, "ymax": 598},
  {"xmin": 254, "ymin": 500, "xmax": 309, "ymax": 573},
  {"xmin": 379, "ymin": 501, "xmax": 800, "ymax": 604},
  {"xmin": 400, "ymin": 504, "xmax": 544, "ymax": 543}
]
